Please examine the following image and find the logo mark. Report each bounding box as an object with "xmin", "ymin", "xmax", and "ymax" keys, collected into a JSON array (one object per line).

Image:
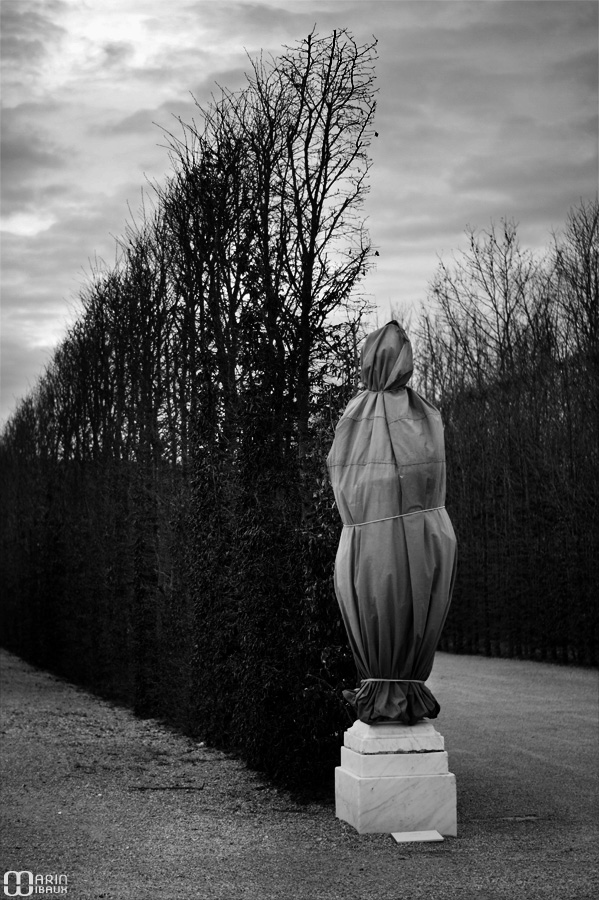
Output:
[
  {"xmin": 3, "ymin": 873, "xmax": 68, "ymax": 896},
  {"xmin": 3, "ymin": 873, "xmax": 32, "ymax": 897}
]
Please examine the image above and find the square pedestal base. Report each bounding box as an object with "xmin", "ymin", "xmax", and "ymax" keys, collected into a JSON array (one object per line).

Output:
[{"xmin": 335, "ymin": 720, "xmax": 457, "ymax": 836}]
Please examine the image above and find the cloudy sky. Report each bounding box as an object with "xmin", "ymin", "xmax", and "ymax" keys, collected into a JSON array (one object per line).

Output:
[{"xmin": 1, "ymin": 0, "xmax": 597, "ymax": 424}]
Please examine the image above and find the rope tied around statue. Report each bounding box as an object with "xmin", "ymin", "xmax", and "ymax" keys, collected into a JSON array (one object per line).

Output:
[{"xmin": 343, "ymin": 506, "xmax": 445, "ymax": 528}]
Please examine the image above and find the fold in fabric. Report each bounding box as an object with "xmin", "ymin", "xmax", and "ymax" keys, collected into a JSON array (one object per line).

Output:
[
  {"xmin": 342, "ymin": 681, "xmax": 440, "ymax": 726},
  {"xmin": 327, "ymin": 321, "xmax": 457, "ymax": 725}
]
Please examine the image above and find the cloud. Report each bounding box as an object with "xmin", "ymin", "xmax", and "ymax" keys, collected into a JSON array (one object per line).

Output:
[
  {"xmin": 0, "ymin": 0, "xmax": 67, "ymax": 67},
  {"xmin": 0, "ymin": 105, "xmax": 74, "ymax": 230},
  {"xmin": 102, "ymin": 85, "xmax": 243, "ymax": 138},
  {"xmin": 1, "ymin": 116, "xmax": 67, "ymax": 175},
  {"xmin": 451, "ymin": 152, "xmax": 597, "ymax": 221},
  {"xmin": 179, "ymin": 0, "xmax": 310, "ymax": 44},
  {"xmin": 0, "ymin": 0, "xmax": 69, "ymax": 106},
  {"xmin": 1, "ymin": 211, "xmax": 58, "ymax": 237},
  {"xmin": 101, "ymin": 40, "xmax": 135, "ymax": 69},
  {"xmin": 102, "ymin": 107, "xmax": 162, "ymax": 136},
  {"xmin": 1, "ymin": 0, "xmax": 597, "ymax": 424},
  {"xmin": 365, "ymin": 0, "xmax": 598, "ymax": 275},
  {"xmin": 550, "ymin": 46, "xmax": 599, "ymax": 101},
  {"xmin": 0, "ymin": 188, "xmax": 140, "ymax": 423}
]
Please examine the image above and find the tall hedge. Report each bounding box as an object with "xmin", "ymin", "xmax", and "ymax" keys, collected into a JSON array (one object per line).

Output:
[
  {"xmin": 416, "ymin": 203, "xmax": 599, "ymax": 666},
  {"xmin": 0, "ymin": 30, "xmax": 375, "ymax": 791}
]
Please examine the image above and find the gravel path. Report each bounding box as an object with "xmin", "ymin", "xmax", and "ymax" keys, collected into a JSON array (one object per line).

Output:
[{"xmin": 1, "ymin": 648, "xmax": 597, "ymax": 900}]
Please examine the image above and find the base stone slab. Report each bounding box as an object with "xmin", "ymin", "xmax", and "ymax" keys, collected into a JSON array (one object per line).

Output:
[
  {"xmin": 391, "ymin": 830, "xmax": 444, "ymax": 843},
  {"xmin": 335, "ymin": 721, "xmax": 457, "ymax": 836},
  {"xmin": 341, "ymin": 745, "xmax": 449, "ymax": 778},
  {"xmin": 344, "ymin": 719, "xmax": 445, "ymax": 754}
]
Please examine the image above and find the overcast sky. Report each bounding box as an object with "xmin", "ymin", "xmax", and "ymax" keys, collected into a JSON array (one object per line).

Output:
[{"xmin": 1, "ymin": 0, "xmax": 597, "ymax": 424}]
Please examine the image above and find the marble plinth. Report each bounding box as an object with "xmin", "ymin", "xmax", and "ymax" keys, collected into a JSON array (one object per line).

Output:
[
  {"xmin": 344, "ymin": 719, "xmax": 445, "ymax": 754},
  {"xmin": 341, "ymin": 745, "xmax": 449, "ymax": 778},
  {"xmin": 335, "ymin": 721, "xmax": 457, "ymax": 836}
]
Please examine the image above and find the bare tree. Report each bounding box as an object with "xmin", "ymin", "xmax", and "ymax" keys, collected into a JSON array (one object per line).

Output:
[
  {"xmin": 248, "ymin": 30, "xmax": 377, "ymax": 491},
  {"xmin": 415, "ymin": 203, "xmax": 598, "ymax": 664}
]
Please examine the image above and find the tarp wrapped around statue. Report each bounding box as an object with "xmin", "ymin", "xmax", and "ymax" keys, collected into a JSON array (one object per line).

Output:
[{"xmin": 326, "ymin": 321, "xmax": 457, "ymax": 725}]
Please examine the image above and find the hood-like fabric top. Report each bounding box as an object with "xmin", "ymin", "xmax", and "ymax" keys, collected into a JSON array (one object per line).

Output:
[{"xmin": 360, "ymin": 321, "xmax": 413, "ymax": 392}]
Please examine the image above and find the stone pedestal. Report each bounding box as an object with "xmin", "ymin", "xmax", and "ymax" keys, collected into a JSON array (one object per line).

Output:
[{"xmin": 335, "ymin": 720, "xmax": 457, "ymax": 836}]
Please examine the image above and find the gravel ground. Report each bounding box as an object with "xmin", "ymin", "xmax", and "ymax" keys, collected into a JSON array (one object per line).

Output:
[{"xmin": 1, "ymin": 648, "xmax": 598, "ymax": 900}]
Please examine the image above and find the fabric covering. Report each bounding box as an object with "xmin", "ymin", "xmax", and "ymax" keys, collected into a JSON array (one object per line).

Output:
[{"xmin": 326, "ymin": 321, "xmax": 457, "ymax": 724}]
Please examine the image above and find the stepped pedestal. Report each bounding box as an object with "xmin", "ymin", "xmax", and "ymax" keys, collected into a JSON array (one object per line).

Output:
[{"xmin": 335, "ymin": 720, "xmax": 457, "ymax": 836}]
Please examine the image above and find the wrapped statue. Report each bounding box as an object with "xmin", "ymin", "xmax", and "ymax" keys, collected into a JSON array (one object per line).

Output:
[{"xmin": 327, "ymin": 321, "xmax": 457, "ymax": 724}]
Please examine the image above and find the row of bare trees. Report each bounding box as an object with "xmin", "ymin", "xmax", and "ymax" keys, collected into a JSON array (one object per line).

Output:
[
  {"xmin": 0, "ymin": 30, "xmax": 375, "ymax": 787},
  {"xmin": 5, "ymin": 30, "xmax": 375, "ymax": 474},
  {"xmin": 414, "ymin": 200, "xmax": 598, "ymax": 664}
]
